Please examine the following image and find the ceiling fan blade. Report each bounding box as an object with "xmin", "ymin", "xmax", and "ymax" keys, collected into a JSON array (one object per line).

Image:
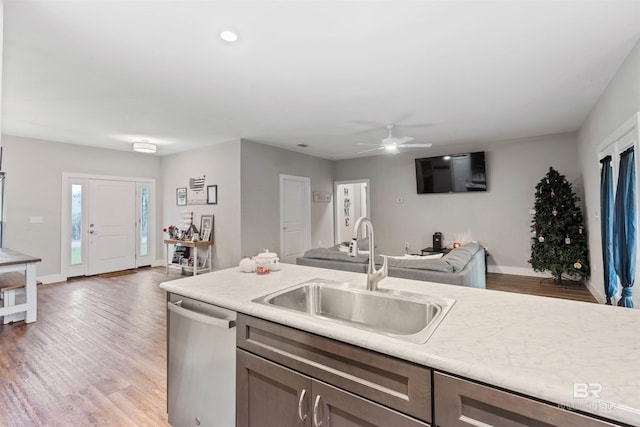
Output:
[
  {"xmin": 357, "ymin": 147, "xmax": 385, "ymax": 154},
  {"xmin": 398, "ymin": 143, "xmax": 433, "ymax": 148},
  {"xmin": 357, "ymin": 142, "xmax": 384, "ymax": 146},
  {"xmin": 395, "ymin": 136, "xmax": 414, "ymax": 145}
]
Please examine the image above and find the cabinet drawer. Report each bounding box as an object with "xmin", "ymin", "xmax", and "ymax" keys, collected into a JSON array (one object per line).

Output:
[
  {"xmin": 237, "ymin": 314, "xmax": 432, "ymax": 423},
  {"xmin": 433, "ymin": 373, "xmax": 619, "ymax": 427}
]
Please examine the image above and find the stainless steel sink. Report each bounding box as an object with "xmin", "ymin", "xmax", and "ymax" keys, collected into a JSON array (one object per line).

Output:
[{"xmin": 253, "ymin": 279, "xmax": 455, "ymax": 343}]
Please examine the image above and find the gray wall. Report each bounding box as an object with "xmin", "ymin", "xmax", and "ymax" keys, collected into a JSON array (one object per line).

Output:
[
  {"xmin": 2, "ymin": 134, "xmax": 162, "ymax": 280},
  {"xmin": 334, "ymin": 133, "xmax": 581, "ymax": 275},
  {"xmin": 578, "ymin": 40, "xmax": 640, "ymax": 306},
  {"xmin": 160, "ymin": 140, "xmax": 242, "ymax": 270},
  {"xmin": 240, "ymin": 140, "xmax": 334, "ymax": 259}
]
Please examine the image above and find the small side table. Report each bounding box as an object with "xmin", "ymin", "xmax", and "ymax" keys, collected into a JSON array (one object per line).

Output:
[
  {"xmin": 164, "ymin": 239, "xmax": 213, "ymax": 276},
  {"xmin": 421, "ymin": 247, "xmax": 452, "ymax": 255}
]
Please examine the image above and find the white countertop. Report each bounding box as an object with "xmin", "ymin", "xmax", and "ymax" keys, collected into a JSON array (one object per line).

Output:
[{"xmin": 160, "ymin": 264, "xmax": 640, "ymax": 425}]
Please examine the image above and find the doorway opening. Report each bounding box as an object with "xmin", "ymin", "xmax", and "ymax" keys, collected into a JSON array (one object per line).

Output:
[{"xmin": 334, "ymin": 179, "xmax": 369, "ymax": 245}]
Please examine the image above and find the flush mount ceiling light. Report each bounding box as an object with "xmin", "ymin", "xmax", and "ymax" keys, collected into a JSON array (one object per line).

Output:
[
  {"xmin": 220, "ymin": 30, "xmax": 238, "ymax": 42},
  {"xmin": 133, "ymin": 141, "xmax": 156, "ymax": 153}
]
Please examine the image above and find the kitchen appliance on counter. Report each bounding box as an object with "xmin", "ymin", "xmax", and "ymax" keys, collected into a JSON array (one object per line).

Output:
[
  {"xmin": 167, "ymin": 293, "xmax": 236, "ymax": 427},
  {"xmin": 433, "ymin": 232, "xmax": 443, "ymax": 251}
]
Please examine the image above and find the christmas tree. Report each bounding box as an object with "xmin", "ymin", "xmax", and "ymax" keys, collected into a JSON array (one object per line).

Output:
[{"xmin": 529, "ymin": 167, "xmax": 590, "ymax": 284}]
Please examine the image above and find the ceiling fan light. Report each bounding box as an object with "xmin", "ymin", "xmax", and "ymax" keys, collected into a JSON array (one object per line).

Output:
[
  {"xmin": 220, "ymin": 31, "xmax": 238, "ymax": 42},
  {"xmin": 384, "ymin": 145, "xmax": 399, "ymax": 154},
  {"xmin": 133, "ymin": 142, "xmax": 157, "ymax": 153}
]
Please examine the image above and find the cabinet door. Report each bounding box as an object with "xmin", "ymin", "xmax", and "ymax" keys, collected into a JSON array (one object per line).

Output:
[
  {"xmin": 433, "ymin": 373, "xmax": 618, "ymax": 427},
  {"xmin": 312, "ymin": 381, "xmax": 429, "ymax": 427},
  {"xmin": 237, "ymin": 349, "xmax": 312, "ymax": 427}
]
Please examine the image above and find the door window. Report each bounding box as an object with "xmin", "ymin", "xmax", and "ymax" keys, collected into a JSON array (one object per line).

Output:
[
  {"xmin": 71, "ymin": 184, "xmax": 83, "ymax": 265},
  {"xmin": 140, "ymin": 187, "xmax": 149, "ymax": 257}
]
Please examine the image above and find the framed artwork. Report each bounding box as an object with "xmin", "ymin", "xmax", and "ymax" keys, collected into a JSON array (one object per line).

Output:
[
  {"xmin": 201, "ymin": 229, "xmax": 212, "ymax": 242},
  {"xmin": 176, "ymin": 187, "xmax": 187, "ymax": 206},
  {"xmin": 207, "ymin": 185, "xmax": 218, "ymax": 205},
  {"xmin": 200, "ymin": 215, "xmax": 214, "ymax": 236}
]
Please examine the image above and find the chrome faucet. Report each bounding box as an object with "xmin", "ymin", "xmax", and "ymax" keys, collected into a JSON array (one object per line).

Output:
[{"xmin": 348, "ymin": 217, "xmax": 388, "ymax": 291}]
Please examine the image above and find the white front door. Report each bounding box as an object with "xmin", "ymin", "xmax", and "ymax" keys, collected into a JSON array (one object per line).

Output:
[
  {"xmin": 280, "ymin": 175, "xmax": 311, "ymax": 264},
  {"xmin": 88, "ymin": 179, "xmax": 136, "ymax": 275}
]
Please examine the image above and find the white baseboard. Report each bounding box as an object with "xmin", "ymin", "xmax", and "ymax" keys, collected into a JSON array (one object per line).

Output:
[
  {"xmin": 37, "ymin": 274, "xmax": 66, "ymax": 285},
  {"xmin": 152, "ymin": 259, "xmax": 166, "ymax": 267},
  {"xmin": 585, "ymin": 280, "xmax": 606, "ymax": 304}
]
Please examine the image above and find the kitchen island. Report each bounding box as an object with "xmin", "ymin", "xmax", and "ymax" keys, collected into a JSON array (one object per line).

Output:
[{"xmin": 160, "ymin": 264, "xmax": 640, "ymax": 426}]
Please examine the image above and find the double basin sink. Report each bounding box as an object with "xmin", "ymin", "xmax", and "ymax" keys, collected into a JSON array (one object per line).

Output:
[{"xmin": 253, "ymin": 279, "xmax": 455, "ymax": 343}]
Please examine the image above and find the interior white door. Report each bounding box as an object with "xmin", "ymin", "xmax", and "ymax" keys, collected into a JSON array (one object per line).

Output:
[
  {"xmin": 280, "ymin": 175, "xmax": 310, "ymax": 264},
  {"xmin": 88, "ymin": 179, "xmax": 136, "ymax": 275}
]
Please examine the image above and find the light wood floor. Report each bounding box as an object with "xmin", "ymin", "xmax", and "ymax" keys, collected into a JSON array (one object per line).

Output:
[
  {"xmin": 0, "ymin": 267, "xmax": 182, "ymax": 427},
  {"xmin": 486, "ymin": 272, "xmax": 598, "ymax": 303},
  {"xmin": 0, "ymin": 268, "xmax": 597, "ymax": 426}
]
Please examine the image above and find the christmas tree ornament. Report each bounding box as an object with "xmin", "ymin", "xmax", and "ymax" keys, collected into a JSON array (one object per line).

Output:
[
  {"xmin": 552, "ymin": 209, "xmax": 558, "ymax": 216},
  {"xmin": 551, "ymin": 191, "xmax": 555, "ymax": 198},
  {"xmin": 574, "ymin": 262, "xmax": 582, "ymax": 269},
  {"xmin": 538, "ymin": 236, "xmax": 545, "ymax": 242},
  {"xmin": 565, "ymin": 237, "xmax": 571, "ymax": 244}
]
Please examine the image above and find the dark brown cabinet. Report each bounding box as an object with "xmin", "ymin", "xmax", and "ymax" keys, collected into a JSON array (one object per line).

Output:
[
  {"xmin": 433, "ymin": 373, "xmax": 618, "ymax": 427},
  {"xmin": 237, "ymin": 349, "xmax": 310, "ymax": 427},
  {"xmin": 236, "ymin": 314, "xmax": 621, "ymax": 427},
  {"xmin": 236, "ymin": 314, "xmax": 432, "ymax": 427},
  {"xmin": 237, "ymin": 349, "xmax": 429, "ymax": 427}
]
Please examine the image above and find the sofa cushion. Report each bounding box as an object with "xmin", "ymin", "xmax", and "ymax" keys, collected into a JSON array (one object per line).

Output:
[
  {"xmin": 443, "ymin": 242, "xmax": 480, "ymax": 272},
  {"xmin": 302, "ymin": 247, "xmax": 369, "ymax": 263},
  {"xmin": 386, "ymin": 257, "xmax": 453, "ymax": 272}
]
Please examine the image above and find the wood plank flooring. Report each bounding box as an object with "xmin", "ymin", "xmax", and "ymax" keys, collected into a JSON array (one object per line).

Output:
[
  {"xmin": 486, "ymin": 273, "xmax": 598, "ymax": 303},
  {"xmin": 0, "ymin": 268, "xmax": 597, "ymax": 426},
  {"xmin": 0, "ymin": 267, "xmax": 182, "ymax": 427}
]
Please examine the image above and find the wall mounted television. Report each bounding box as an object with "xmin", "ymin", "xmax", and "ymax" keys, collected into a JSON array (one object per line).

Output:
[{"xmin": 415, "ymin": 151, "xmax": 487, "ymax": 194}]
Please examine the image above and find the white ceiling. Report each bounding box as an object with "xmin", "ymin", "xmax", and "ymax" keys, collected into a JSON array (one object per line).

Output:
[{"xmin": 3, "ymin": 1, "xmax": 640, "ymax": 159}]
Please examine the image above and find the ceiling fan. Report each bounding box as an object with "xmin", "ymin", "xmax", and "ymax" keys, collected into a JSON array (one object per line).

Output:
[{"xmin": 357, "ymin": 124, "xmax": 432, "ymax": 154}]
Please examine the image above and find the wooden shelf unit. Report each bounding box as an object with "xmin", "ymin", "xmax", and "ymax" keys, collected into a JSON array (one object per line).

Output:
[{"xmin": 164, "ymin": 239, "xmax": 213, "ymax": 276}]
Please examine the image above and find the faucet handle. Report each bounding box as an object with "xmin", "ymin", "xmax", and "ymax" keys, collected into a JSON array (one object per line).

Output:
[{"xmin": 380, "ymin": 255, "xmax": 388, "ymax": 276}]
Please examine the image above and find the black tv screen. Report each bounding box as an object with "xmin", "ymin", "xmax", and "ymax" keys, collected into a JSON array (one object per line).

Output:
[{"xmin": 415, "ymin": 151, "xmax": 487, "ymax": 194}]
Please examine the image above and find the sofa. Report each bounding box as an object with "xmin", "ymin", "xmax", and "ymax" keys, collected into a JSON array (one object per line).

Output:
[{"xmin": 296, "ymin": 241, "xmax": 486, "ymax": 289}]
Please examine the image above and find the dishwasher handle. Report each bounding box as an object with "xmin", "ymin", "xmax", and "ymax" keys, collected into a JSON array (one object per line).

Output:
[{"xmin": 168, "ymin": 300, "xmax": 236, "ymax": 329}]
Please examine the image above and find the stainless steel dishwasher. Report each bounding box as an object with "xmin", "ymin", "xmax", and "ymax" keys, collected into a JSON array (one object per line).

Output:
[{"xmin": 167, "ymin": 293, "xmax": 236, "ymax": 427}]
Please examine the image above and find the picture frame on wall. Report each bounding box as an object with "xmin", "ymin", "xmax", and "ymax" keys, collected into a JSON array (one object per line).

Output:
[
  {"xmin": 176, "ymin": 187, "xmax": 187, "ymax": 206},
  {"xmin": 207, "ymin": 185, "xmax": 218, "ymax": 205}
]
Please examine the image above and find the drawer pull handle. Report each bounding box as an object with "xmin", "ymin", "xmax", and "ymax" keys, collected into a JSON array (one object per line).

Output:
[
  {"xmin": 297, "ymin": 389, "xmax": 308, "ymax": 421},
  {"xmin": 313, "ymin": 395, "xmax": 323, "ymax": 427}
]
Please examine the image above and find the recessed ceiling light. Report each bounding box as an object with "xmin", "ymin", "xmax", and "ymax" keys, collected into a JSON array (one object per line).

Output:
[
  {"xmin": 133, "ymin": 141, "xmax": 157, "ymax": 153},
  {"xmin": 220, "ymin": 31, "xmax": 238, "ymax": 42},
  {"xmin": 297, "ymin": 144, "xmax": 308, "ymax": 148}
]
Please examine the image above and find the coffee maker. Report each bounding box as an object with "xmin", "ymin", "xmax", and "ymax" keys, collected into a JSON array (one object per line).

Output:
[{"xmin": 433, "ymin": 232, "xmax": 443, "ymax": 251}]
